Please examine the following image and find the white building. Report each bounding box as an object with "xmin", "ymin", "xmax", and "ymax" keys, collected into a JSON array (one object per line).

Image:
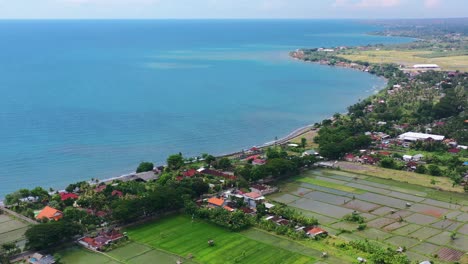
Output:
[
  {"xmin": 398, "ymin": 132, "xmax": 445, "ymax": 142},
  {"xmin": 413, "ymin": 64, "xmax": 440, "ymax": 69}
]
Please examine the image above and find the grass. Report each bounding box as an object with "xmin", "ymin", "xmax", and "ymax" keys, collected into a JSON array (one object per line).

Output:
[
  {"xmin": 295, "ymin": 176, "xmax": 366, "ymax": 194},
  {"xmin": 289, "ymin": 130, "xmax": 319, "ymax": 149},
  {"xmin": 337, "ymin": 161, "xmax": 464, "ymax": 194},
  {"xmin": 60, "ymin": 247, "xmax": 121, "ymax": 264},
  {"xmin": 125, "ymin": 215, "xmax": 315, "ymax": 264},
  {"xmin": 338, "ymin": 50, "xmax": 468, "ymax": 71},
  {"xmin": 0, "ymin": 214, "xmax": 29, "ymax": 245}
]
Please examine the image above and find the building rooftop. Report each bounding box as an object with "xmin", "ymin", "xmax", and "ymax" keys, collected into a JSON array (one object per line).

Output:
[{"xmin": 398, "ymin": 132, "xmax": 445, "ymax": 141}]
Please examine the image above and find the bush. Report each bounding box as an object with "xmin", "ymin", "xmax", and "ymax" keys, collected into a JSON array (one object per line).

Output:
[
  {"xmin": 357, "ymin": 223, "xmax": 367, "ymax": 230},
  {"xmin": 343, "ymin": 212, "xmax": 365, "ymax": 224},
  {"xmin": 136, "ymin": 162, "xmax": 154, "ymax": 173},
  {"xmin": 428, "ymin": 164, "xmax": 442, "ymax": 176}
]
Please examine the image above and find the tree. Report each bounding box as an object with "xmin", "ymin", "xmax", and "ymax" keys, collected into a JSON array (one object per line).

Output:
[
  {"xmin": 300, "ymin": 137, "xmax": 307, "ymax": 148},
  {"xmin": 167, "ymin": 154, "xmax": 184, "ymax": 170},
  {"xmin": 379, "ymin": 157, "xmax": 396, "ymax": 169},
  {"xmin": 215, "ymin": 157, "xmax": 232, "ymax": 170},
  {"xmin": 414, "ymin": 165, "xmax": 427, "ymax": 174},
  {"xmin": 25, "ymin": 221, "xmax": 82, "ymax": 250},
  {"xmin": 428, "ymin": 164, "xmax": 442, "ymax": 176},
  {"xmin": 136, "ymin": 162, "xmax": 154, "ymax": 173},
  {"xmin": 204, "ymin": 155, "xmax": 216, "ymax": 168},
  {"xmin": 30, "ymin": 187, "xmax": 50, "ymax": 201}
]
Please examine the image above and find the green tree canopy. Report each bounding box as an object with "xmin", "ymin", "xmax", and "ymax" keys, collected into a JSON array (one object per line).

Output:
[{"xmin": 136, "ymin": 161, "xmax": 154, "ymax": 173}]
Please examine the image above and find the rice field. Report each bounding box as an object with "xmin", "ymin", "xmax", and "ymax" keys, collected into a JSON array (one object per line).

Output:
[
  {"xmin": 0, "ymin": 213, "xmax": 29, "ymax": 245},
  {"xmin": 269, "ymin": 169, "xmax": 468, "ymax": 263},
  {"xmin": 338, "ymin": 50, "xmax": 468, "ymax": 71},
  {"xmin": 125, "ymin": 215, "xmax": 315, "ymax": 264}
]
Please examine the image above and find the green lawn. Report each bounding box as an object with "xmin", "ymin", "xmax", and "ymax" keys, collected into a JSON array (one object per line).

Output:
[
  {"xmin": 60, "ymin": 247, "xmax": 121, "ymax": 264},
  {"xmin": 125, "ymin": 215, "xmax": 315, "ymax": 264}
]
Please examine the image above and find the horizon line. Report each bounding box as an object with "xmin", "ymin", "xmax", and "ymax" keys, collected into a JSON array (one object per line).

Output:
[{"xmin": 0, "ymin": 17, "xmax": 467, "ymax": 21}]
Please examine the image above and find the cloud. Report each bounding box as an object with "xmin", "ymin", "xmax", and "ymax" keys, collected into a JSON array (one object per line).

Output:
[
  {"xmin": 333, "ymin": 0, "xmax": 401, "ymax": 8},
  {"xmin": 424, "ymin": 0, "xmax": 440, "ymax": 8}
]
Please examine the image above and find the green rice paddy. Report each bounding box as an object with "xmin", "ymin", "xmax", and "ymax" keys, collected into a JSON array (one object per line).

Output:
[{"xmin": 125, "ymin": 215, "xmax": 315, "ymax": 264}]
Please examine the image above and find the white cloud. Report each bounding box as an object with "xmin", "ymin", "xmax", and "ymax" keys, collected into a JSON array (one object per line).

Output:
[
  {"xmin": 333, "ymin": 0, "xmax": 401, "ymax": 8},
  {"xmin": 424, "ymin": 0, "xmax": 440, "ymax": 8}
]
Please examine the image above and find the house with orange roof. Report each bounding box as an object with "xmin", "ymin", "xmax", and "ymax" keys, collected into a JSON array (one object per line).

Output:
[
  {"xmin": 36, "ymin": 206, "xmax": 63, "ymax": 221},
  {"xmin": 207, "ymin": 197, "xmax": 225, "ymax": 208}
]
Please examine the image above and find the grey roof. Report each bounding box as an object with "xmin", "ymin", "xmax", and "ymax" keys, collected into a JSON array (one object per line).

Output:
[{"xmin": 135, "ymin": 171, "xmax": 158, "ymax": 182}]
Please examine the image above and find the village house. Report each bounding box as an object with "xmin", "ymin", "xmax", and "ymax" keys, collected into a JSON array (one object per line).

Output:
[
  {"xmin": 240, "ymin": 207, "xmax": 255, "ymax": 215},
  {"xmin": 402, "ymin": 155, "xmax": 413, "ymax": 162},
  {"xmin": 182, "ymin": 169, "xmax": 198, "ymax": 178},
  {"xmin": 197, "ymin": 168, "xmax": 236, "ymax": 180},
  {"xmin": 78, "ymin": 229, "xmax": 126, "ymax": 251},
  {"xmin": 302, "ymin": 149, "xmax": 319, "ymax": 157},
  {"xmin": 111, "ymin": 190, "xmax": 123, "ymax": 197},
  {"xmin": 252, "ymin": 158, "xmax": 266, "ymax": 166},
  {"xmin": 406, "ymin": 161, "xmax": 418, "ymax": 171},
  {"xmin": 265, "ymin": 215, "xmax": 289, "ymax": 226},
  {"xmin": 59, "ymin": 192, "xmax": 79, "ymax": 201},
  {"xmin": 250, "ymin": 184, "xmax": 277, "ymax": 195},
  {"xmin": 223, "ymin": 205, "xmax": 235, "ymax": 212},
  {"xmin": 243, "ymin": 192, "xmax": 265, "ymax": 208},
  {"xmin": 448, "ymin": 148, "xmax": 461, "ymax": 154},
  {"xmin": 35, "ymin": 206, "xmax": 63, "ymax": 221},
  {"xmin": 207, "ymin": 197, "xmax": 225, "ymax": 208},
  {"xmin": 358, "ymin": 155, "xmax": 379, "ymax": 165},
  {"xmin": 344, "ymin": 153, "xmax": 357, "ymax": 162},
  {"xmin": 305, "ymin": 227, "xmax": 328, "ymax": 238}
]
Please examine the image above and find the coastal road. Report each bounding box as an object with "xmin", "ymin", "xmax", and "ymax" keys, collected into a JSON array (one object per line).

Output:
[{"xmin": 0, "ymin": 206, "xmax": 38, "ymax": 225}]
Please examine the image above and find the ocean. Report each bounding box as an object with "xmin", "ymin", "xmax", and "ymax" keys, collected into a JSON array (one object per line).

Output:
[{"xmin": 0, "ymin": 20, "xmax": 410, "ymax": 197}]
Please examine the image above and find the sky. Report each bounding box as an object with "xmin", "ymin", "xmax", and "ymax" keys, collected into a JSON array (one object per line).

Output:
[{"xmin": 0, "ymin": 0, "xmax": 466, "ymax": 19}]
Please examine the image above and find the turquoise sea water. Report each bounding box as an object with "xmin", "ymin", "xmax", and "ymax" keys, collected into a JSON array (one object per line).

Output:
[{"xmin": 0, "ymin": 20, "xmax": 410, "ymax": 197}]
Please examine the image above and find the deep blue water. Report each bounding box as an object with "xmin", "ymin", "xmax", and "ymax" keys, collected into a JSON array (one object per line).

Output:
[{"xmin": 0, "ymin": 20, "xmax": 410, "ymax": 197}]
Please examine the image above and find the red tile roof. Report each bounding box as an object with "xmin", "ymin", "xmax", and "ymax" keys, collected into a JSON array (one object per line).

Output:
[
  {"xmin": 95, "ymin": 185, "xmax": 106, "ymax": 192},
  {"xmin": 223, "ymin": 205, "xmax": 234, "ymax": 212},
  {"xmin": 246, "ymin": 155, "xmax": 260, "ymax": 161},
  {"xmin": 252, "ymin": 159, "xmax": 266, "ymax": 165},
  {"xmin": 307, "ymin": 227, "xmax": 327, "ymax": 236},
  {"xmin": 59, "ymin": 192, "xmax": 79, "ymax": 201},
  {"xmin": 111, "ymin": 190, "xmax": 123, "ymax": 197},
  {"xmin": 182, "ymin": 169, "xmax": 197, "ymax": 177},
  {"xmin": 448, "ymin": 148, "xmax": 461, "ymax": 153}
]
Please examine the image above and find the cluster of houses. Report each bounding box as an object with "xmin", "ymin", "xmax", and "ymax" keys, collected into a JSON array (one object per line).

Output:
[
  {"xmin": 78, "ymin": 228, "xmax": 126, "ymax": 251},
  {"xmin": 202, "ymin": 183, "xmax": 329, "ymax": 238},
  {"xmin": 343, "ymin": 131, "xmax": 467, "ymax": 169},
  {"xmin": 205, "ymin": 183, "xmax": 277, "ymax": 212},
  {"xmin": 264, "ymin": 215, "xmax": 328, "ymax": 238}
]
